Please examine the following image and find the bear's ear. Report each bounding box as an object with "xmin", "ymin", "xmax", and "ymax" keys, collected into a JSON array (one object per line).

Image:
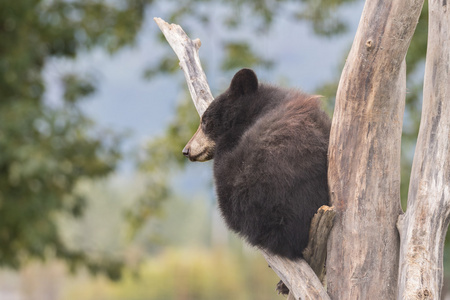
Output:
[{"xmin": 229, "ymin": 68, "xmax": 258, "ymax": 96}]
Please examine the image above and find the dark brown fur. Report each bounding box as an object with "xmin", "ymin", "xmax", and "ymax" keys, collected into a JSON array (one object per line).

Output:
[{"xmin": 184, "ymin": 69, "xmax": 331, "ymax": 260}]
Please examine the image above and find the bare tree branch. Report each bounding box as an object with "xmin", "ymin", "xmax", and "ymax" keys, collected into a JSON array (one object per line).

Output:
[
  {"xmin": 154, "ymin": 17, "xmax": 214, "ymax": 116},
  {"xmin": 262, "ymin": 252, "xmax": 330, "ymax": 300},
  {"xmin": 327, "ymin": 0, "xmax": 424, "ymax": 298},
  {"xmin": 397, "ymin": 1, "xmax": 450, "ymax": 298}
]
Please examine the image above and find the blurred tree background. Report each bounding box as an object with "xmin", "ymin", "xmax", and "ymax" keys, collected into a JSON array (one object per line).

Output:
[
  {"xmin": 0, "ymin": 0, "xmax": 445, "ymax": 299},
  {"xmin": 0, "ymin": 0, "xmax": 144, "ymax": 277}
]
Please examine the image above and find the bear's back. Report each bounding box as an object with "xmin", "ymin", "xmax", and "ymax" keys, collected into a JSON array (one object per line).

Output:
[{"xmin": 213, "ymin": 87, "xmax": 331, "ymax": 259}]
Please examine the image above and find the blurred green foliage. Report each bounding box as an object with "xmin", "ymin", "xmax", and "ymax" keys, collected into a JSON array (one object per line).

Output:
[
  {"xmin": 126, "ymin": 97, "xmax": 200, "ymax": 238},
  {"xmin": 221, "ymin": 42, "xmax": 273, "ymax": 71},
  {"xmin": 0, "ymin": 0, "xmax": 154, "ymax": 278},
  {"xmin": 63, "ymin": 248, "xmax": 281, "ymax": 300}
]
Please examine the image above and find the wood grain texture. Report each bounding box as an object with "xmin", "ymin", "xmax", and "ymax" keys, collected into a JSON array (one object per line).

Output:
[
  {"xmin": 154, "ymin": 17, "xmax": 214, "ymax": 116},
  {"xmin": 397, "ymin": 1, "xmax": 450, "ymax": 298},
  {"xmin": 302, "ymin": 205, "xmax": 335, "ymax": 284},
  {"xmin": 326, "ymin": 0, "xmax": 424, "ymax": 298},
  {"xmin": 263, "ymin": 252, "xmax": 330, "ymax": 300}
]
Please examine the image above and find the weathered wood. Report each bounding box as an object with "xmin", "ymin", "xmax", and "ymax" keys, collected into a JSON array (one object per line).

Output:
[
  {"xmin": 302, "ymin": 205, "xmax": 335, "ymax": 284},
  {"xmin": 263, "ymin": 251, "xmax": 330, "ymax": 300},
  {"xmin": 326, "ymin": 0, "xmax": 424, "ymax": 298},
  {"xmin": 154, "ymin": 17, "xmax": 214, "ymax": 116},
  {"xmin": 397, "ymin": 1, "xmax": 450, "ymax": 298}
]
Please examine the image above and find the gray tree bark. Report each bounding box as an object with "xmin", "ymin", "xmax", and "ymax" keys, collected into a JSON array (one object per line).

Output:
[
  {"xmin": 397, "ymin": 1, "xmax": 450, "ymax": 298},
  {"xmin": 327, "ymin": 0, "xmax": 423, "ymax": 298}
]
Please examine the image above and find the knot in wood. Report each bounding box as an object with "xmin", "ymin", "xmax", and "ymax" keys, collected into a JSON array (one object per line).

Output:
[
  {"xmin": 365, "ymin": 39, "xmax": 373, "ymax": 49},
  {"xmin": 417, "ymin": 288, "xmax": 432, "ymax": 299}
]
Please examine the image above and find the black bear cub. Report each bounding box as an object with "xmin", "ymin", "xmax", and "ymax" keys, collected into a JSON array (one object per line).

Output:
[{"xmin": 183, "ymin": 68, "xmax": 330, "ymax": 260}]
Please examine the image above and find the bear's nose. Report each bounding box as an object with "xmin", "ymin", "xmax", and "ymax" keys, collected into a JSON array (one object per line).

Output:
[{"xmin": 182, "ymin": 147, "xmax": 190, "ymax": 157}]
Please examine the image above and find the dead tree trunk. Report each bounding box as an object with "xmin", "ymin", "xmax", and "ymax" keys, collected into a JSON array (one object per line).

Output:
[
  {"xmin": 326, "ymin": 0, "xmax": 424, "ymax": 298},
  {"xmin": 397, "ymin": 1, "xmax": 450, "ymax": 298}
]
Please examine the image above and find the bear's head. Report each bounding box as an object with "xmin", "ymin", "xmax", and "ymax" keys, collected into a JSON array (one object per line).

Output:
[{"xmin": 182, "ymin": 68, "xmax": 259, "ymax": 162}]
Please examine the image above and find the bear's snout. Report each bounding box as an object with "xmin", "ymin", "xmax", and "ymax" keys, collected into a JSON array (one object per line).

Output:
[
  {"xmin": 183, "ymin": 123, "xmax": 215, "ymax": 162},
  {"xmin": 182, "ymin": 146, "xmax": 197, "ymax": 162},
  {"xmin": 182, "ymin": 147, "xmax": 190, "ymax": 157}
]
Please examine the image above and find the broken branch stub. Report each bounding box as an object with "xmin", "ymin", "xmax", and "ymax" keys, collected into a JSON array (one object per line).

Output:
[
  {"xmin": 302, "ymin": 205, "xmax": 336, "ymax": 284},
  {"xmin": 154, "ymin": 17, "xmax": 214, "ymax": 116}
]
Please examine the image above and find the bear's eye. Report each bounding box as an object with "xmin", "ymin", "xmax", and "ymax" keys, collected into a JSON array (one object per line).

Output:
[{"xmin": 202, "ymin": 118, "xmax": 213, "ymax": 133}]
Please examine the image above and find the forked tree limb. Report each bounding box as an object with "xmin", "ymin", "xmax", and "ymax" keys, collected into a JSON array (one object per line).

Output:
[
  {"xmin": 397, "ymin": 1, "xmax": 450, "ymax": 298},
  {"xmin": 155, "ymin": 17, "xmax": 335, "ymax": 300}
]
